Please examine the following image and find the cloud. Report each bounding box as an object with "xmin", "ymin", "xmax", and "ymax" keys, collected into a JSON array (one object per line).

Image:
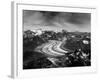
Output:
[{"xmin": 23, "ymin": 10, "xmax": 91, "ymax": 32}]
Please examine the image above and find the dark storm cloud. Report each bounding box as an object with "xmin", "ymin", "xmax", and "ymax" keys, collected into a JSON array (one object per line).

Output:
[
  {"xmin": 23, "ymin": 10, "xmax": 91, "ymax": 32},
  {"xmin": 68, "ymin": 13, "xmax": 91, "ymax": 24},
  {"xmin": 52, "ymin": 12, "xmax": 91, "ymax": 26}
]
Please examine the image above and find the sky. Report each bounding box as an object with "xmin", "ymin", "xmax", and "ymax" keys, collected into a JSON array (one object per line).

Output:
[{"xmin": 23, "ymin": 10, "xmax": 91, "ymax": 32}]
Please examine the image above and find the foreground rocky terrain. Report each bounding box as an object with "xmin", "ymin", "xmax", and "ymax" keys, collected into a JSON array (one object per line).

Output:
[{"xmin": 23, "ymin": 30, "xmax": 91, "ymax": 69}]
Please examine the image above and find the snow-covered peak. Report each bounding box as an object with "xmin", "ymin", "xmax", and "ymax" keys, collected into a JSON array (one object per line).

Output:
[{"xmin": 32, "ymin": 29, "xmax": 43, "ymax": 35}]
